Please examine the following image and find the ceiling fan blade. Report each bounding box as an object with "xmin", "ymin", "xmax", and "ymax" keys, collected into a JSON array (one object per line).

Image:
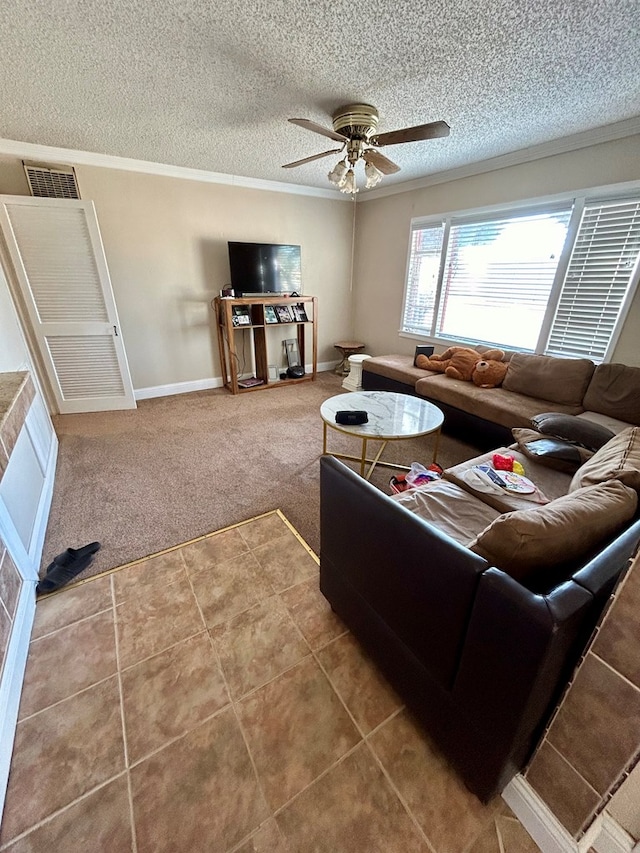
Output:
[
  {"xmin": 372, "ymin": 120, "xmax": 450, "ymax": 147},
  {"xmin": 362, "ymin": 148, "xmax": 401, "ymax": 175},
  {"xmin": 288, "ymin": 118, "xmax": 348, "ymax": 143},
  {"xmin": 282, "ymin": 148, "xmax": 343, "ymax": 169}
]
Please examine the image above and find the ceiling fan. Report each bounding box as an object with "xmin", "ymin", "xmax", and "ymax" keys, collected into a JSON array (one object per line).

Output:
[{"xmin": 282, "ymin": 103, "xmax": 450, "ymax": 193}]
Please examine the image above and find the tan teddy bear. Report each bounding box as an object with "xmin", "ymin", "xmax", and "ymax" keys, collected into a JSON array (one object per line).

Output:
[
  {"xmin": 471, "ymin": 358, "xmax": 509, "ymax": 388},
  {"xmin": 416, "ymin": 346, "xmax": 505, "ymax": 382}
]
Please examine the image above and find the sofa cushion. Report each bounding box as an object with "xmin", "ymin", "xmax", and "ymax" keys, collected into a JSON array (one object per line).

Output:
[
  {"xmin": 502, "ymin": 353, "xmax": 595, "ymax": 407},
  {"xmin": 391, "ymin": 479, "xmax": 500, "ymax": 546},
  {"xmin": 511, "ymin": 427, "xmax": 589, "ymax": 474},
  {"xmin": 582, "ymin": 363, "xmax": 640, "ymax": 425},
  {"xmin": 570, "ymin": 426, "xmax": 640, "ymax": 493},
  {"xmin": 469, "ymin": 480, "xmax": 638, "ymax": 582},
  {"xmin": 363, "ymin": 354, "xmax": 426, "ymax": 386},
  {"xmin": 445, "ymin": 445, "xmax": 572, "ymax": 513},
  {"xmin": 577, "ymin": 411, "xmax": 636, "ymax": 435},
  {"xmin": 415, "ymin": 375, "xmax": 583, "ymax": 429},
  {"xmin": 530, "ymin": 412, "xmax": 614, "ymax": 451}
]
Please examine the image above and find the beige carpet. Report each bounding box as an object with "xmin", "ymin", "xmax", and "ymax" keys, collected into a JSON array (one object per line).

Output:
[{"xmin": 41, "ymin": 372, "xmax": 478, "ymax": 583}]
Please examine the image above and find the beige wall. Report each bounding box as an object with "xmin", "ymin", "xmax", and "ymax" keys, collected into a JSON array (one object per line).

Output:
[
  {"xmin": 352, "ymin": 135, "xmax": 640, "ymax": 366},
  {"xmin": 0, "ymin": 157, "xmax": 354, "ymax": 392}
]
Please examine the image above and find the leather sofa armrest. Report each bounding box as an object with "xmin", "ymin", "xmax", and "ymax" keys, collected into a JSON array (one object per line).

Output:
[
  {"xmin": 320, "ymin": 455, "xmax": 489, "ymax": 688},
  {"xmin": 452, "ymin": 569, "xmax": 594, "ymax": 789}
]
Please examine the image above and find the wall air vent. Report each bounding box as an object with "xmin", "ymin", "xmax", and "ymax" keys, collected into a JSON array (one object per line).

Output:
[{"xmin": 22, "ymin": 162, "xmax": 81, "ymax": 199}]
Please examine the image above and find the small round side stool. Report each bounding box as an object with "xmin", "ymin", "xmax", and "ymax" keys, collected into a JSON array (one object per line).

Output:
[{"xmin": 334, "ymin": 341, "xmax": 365, "ymax": 375}]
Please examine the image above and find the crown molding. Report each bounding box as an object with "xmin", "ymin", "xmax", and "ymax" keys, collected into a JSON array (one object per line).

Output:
[
  {"xmin": 0, "ymin": 138, "xmax": 348, "ymax": 201},
  {"xmin": 1, "ymin": 115, "xmax": 638, "ymax": 204},
  {"xmin": 360, "ymin": 116, "xmax": 640, "ymax": 202}
]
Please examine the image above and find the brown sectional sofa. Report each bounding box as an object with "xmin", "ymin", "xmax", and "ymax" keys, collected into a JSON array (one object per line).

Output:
[
  {"xmin": 362, "ymin": 350, "xmax": 640, "ymax": 448},
  {"xmin": 320, "ymin": 425, "xmax": 640, "ymax": 801}
]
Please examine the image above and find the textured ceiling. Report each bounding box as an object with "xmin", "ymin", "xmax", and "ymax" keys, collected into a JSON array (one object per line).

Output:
[{"xmin": 1, "ymin": 0, "xmax": 639, "ymax": 193}]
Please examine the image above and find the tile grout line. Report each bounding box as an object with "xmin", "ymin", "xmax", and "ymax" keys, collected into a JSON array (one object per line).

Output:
[
  {"xmin": 15, "ymin": 515, "xmax": 480, "ymax": 851},
  {"xmin": 111, "ymin": 573, "xmax": 138, "ymax": 853},
  {"xmin": 193, "ymin": 520, "xmax": 503, "ymax": 851},
  {"xmin": 190, "ymin": 531, "xmax": 366, "ymax": 845},
  {"xmin": 118, "ymin": 626, "xmax": 209, "ymax": 675},
  {"xmin": 216, "ymin": 624, "xmax": 413, "ymax": 838},
  {"xmin": 115, "ymin": 550, "xmax": 325, "ymax": 772},
  {"xmin": 49, "ymin": 509, "xmax": 290, "ymax": 595},
  {"xmin": 274, "ymin": 508, "xmax": 320, "ymax": 565},
  {"xmin": 362, "ymin": 737, "xmax": 438, "ymax": 853},
  {"xmin": 0, "ymin": 772, "xmax": 132, "ymax": 851},
  {"xmin": 178, "ymin": 548, "xmax": 209, "ymax": 635},
  {"xmin": 17, "ymin": 670, "xmax": 120, "ymax": 724},
  {"xmin": 126, "ymin": 704, "xmax": 234, "ymax": 770},
  {"xmin": 311, "ymin": 641, "xmax": 371, "ymax": 741},
  {"xmin": 269, "ymin": 740, "xmax": 365, "ymax": 815},
  {"xmin": 184, "ymin": 557, "xmax": 274, "ymax": 823},
  {"xmin": 18, "ymin": 626, "xmax": 214, "ymax": 724},
  {"xmin": 113, "ymin": 567, "xmax": 191, "ymax": 609},
  {"xmin": 28, "ymin": 603, "xmax": 114, "ymax": 643},
  {"xmin": 201, "ymin": 532, "xmax": 413, "ymax": 838},
  {"xmin": 542, "ymin": 739, "xmax": 604, "ymax": 798},
  {"xmin": 590, "ymin": 649, "xmax": 640, "ymax": 692},
  {"xmin": 118, "ymin": 555, "xmax": 231, "ymax": 772},
  {"xmin": 495, "ymin": 817, "xmax": 507, "ymax": 853}
]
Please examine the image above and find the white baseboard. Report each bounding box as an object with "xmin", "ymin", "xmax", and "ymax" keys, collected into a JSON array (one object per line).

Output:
[
  {"xmin": 26, "ymin": 429, "xmax": 58, "ymax": 579},
  {"xmin": 503, "ymin": 775, "xmax": 578, "ymax": 853},
  {"xmin": 134, "ymin": 362, "xmax": 336, "ymax": 401},
  {"xmin": 134, "ymin": 376, "xmax": 224, "ymax": 400},
  {"xmin": 0, "ymin": 582, "xmax": 36, "ymax": 818},
  {"xmin": 503, "ymin": 776, "xmax": 636, "ymax": 853},
  {"xmin": 591, "ymin": 814, "xmax": 637, "ymax": 853}
]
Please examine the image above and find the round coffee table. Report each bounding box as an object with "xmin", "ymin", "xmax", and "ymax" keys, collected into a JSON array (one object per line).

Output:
[{"xmin": 320, "ymin": 390, "xmax": 444, "ymax": 480}]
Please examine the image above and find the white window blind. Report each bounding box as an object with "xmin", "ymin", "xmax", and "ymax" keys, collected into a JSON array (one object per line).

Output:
[
  {"xmin": 403, "ymin": 224, "xmax": 444, "ymax": 335},
  {"xmin": 436, "ymin": 208, "xmax": 571, "ymax": 349},
  {"xmin": 547, "ymin": 199, "xmax": 640, "ymax": 360}
]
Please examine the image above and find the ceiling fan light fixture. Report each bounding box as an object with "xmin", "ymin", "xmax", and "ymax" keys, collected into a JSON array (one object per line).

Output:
[
  {"xmin": 328, "ymin": 159, "xmax": 348, "ymax": 186},
  {"xmin": 284, "ymin": 102, "xmax": 448, "ymax": 193},
  {"xmin": 339, "ymin": 167, "xmax": 358, "ymax": 194},
  {"xmin": 364, "ymin": 160, "xmax": 383, "ymax": 188}
]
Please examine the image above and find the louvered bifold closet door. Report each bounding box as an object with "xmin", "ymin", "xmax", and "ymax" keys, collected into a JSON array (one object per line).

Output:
[{"xmin": 0, "ymin": 197, "xmax": 135, "ymax": 413}]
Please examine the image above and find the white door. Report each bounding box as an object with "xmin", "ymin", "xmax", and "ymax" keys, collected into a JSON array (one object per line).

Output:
[{"xmin": 0, "ymin": 196, "xmax": 136, "ymax": 413}]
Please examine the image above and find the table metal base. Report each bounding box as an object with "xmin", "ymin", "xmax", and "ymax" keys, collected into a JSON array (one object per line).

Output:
[{"xmin": 322, "ymin": 422, "xmax": 441, "ymax": 480}]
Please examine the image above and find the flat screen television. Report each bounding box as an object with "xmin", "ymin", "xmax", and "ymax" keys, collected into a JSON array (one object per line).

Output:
[{"xmin": 228, "ymin": 242, "xmax": 302, "ymax": 296}]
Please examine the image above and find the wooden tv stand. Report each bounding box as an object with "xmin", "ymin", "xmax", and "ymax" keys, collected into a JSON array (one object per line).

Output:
[{"xmin": 214, "ymin": 295, "xmax": 317, "ymax": 395}]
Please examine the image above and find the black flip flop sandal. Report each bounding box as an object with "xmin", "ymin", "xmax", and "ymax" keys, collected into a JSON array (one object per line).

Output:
[
  {"xmin": 45, "ymin": 542, "xmax": 101, "ymax": 574},
  {"xmin": 37, "ymin": 552, "xmax": 95, "ymax": 596}
]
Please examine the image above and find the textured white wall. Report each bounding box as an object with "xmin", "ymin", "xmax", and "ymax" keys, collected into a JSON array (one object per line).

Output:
[{"xmin": 352, "ymin": 134, "xmax": 640, "ymax": 366}]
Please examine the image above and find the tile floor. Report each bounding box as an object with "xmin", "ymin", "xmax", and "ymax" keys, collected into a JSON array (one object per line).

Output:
[{"xmin": 0, "ymin": 511, "xmax": 541, "ymax": 852}]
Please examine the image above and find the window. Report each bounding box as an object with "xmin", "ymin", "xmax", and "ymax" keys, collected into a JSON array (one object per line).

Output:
[{"xmin": 402, "ymin": 193, "xmax": 640, "ymax": 360}]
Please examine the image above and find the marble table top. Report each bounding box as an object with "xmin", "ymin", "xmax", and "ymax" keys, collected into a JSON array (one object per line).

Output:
[{"xmin": 320, "ymin": 391, "xmax": 443, "ymax": 440}]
